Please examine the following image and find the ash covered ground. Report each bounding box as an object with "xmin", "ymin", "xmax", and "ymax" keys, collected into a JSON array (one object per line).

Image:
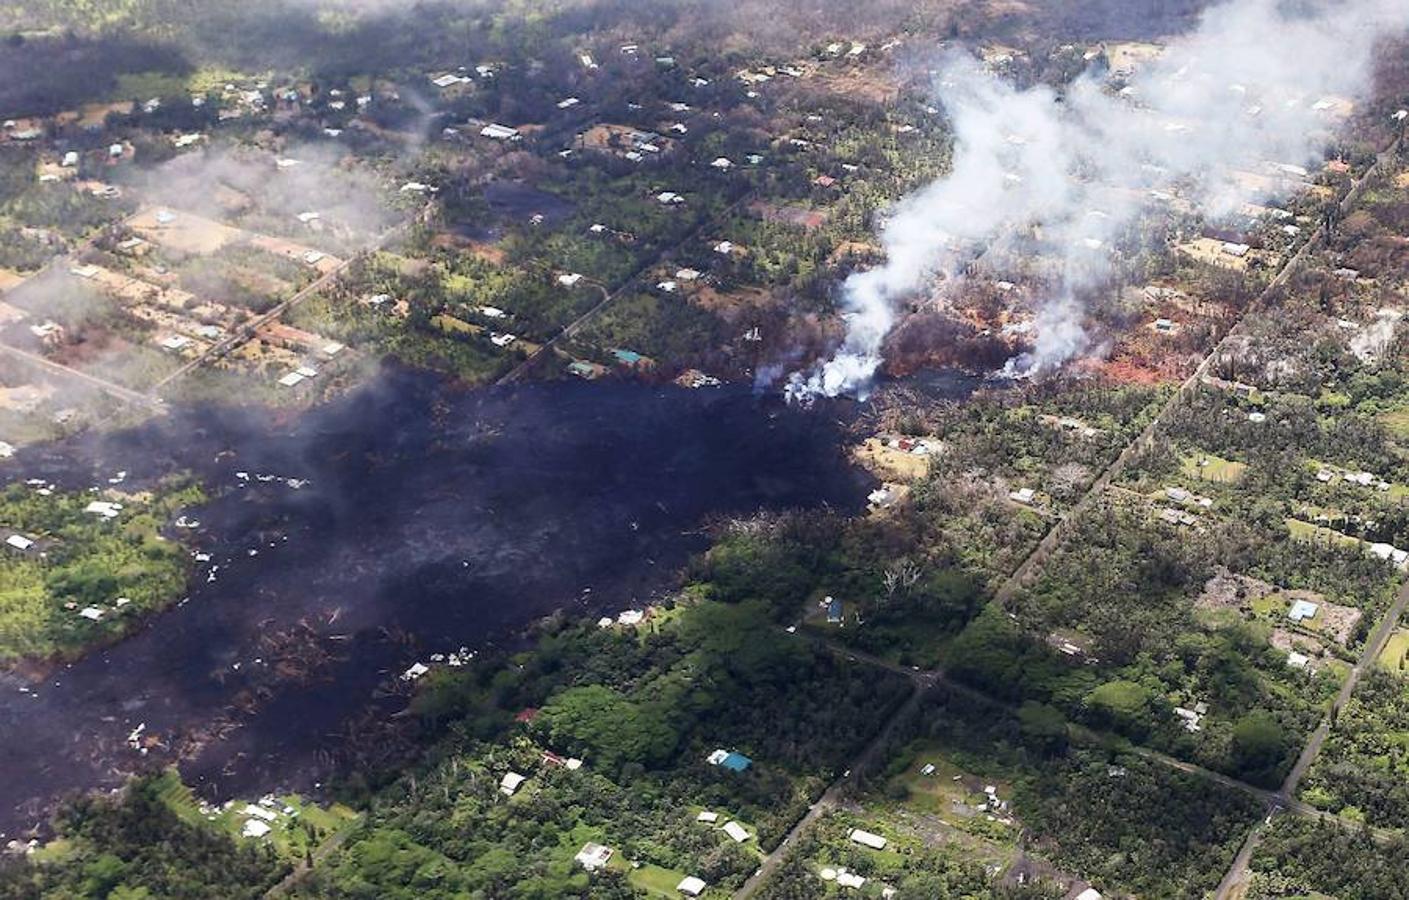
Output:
[{"xmin": 0, "ymin": 369, "xmax": 874, "ymax": 837}]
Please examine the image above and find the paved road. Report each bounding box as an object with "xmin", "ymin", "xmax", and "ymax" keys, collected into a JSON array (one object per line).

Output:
[
  {"xmin": 149, "ymin": 214, "xmax": 417, "ymax": 396},
  {"xmin": 1210, "ymin": 140, "xmax": 1408, "ymax": 900},
  {"xmin": 1213, "ymin": 571, "xmax": 1409, "ymax": 898},
  {"xmin": 0, "ymin": 343, "xmax": 164, "ymax": 411},
  {"xmin": 732, "ymin": 682, "xmax": 924, "ymax": 900}
]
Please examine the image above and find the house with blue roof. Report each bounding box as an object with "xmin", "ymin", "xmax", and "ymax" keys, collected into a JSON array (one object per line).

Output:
[{"xmin": 707, "ymin": 748, "xmax": 752, "ymax": 772}]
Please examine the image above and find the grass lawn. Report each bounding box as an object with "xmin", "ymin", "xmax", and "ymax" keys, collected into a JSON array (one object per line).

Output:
[
  {"xmin": 881, "ymin": 741, "xmax": 1019, "ymax": 844},
  {"xmin": 1286, "ymin": 518, "xmax": 1364, "ymax": 550},
  {"xmin": 1378, "ymin": 629, "xmax": 1409, "ymax": 673},
  {"xmin": 628, "ymin": 863, "xmax": 691, "ymax": 898},
  {"xmin": 1250, "ymin": 592, "xmax": 1288, "ymax": 618},
  {"xmin": 151, "ymin": 769, "xmax": 360, "ymax": 860},
  {"xmin": 1181, "ymin": 451, "xmax": 1247, "ymax": 484},
  {"xmin": 1378, "ymin": 407, "xmax": 1409, "ymax": 439}
]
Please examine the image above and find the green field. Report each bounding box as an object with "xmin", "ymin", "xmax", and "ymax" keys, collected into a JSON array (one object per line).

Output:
[
  {"xmin": 1181, "ymin": 451, "xmax": 1248, "ymax": 484},
  {"xmin": 1286, "ymin": 518, "xmax": 1364, "ymax": 550},
  {"xmin": 1377, "ymin": 629, "xmax": 1409, "ymax": 672},
  {"xmin": 628, "ymin": 863, "xmax": 694, "ymax": 898},
  {"xmin": 1378, "ymin": 406, "xmax": 1409, "ymax": 439}
]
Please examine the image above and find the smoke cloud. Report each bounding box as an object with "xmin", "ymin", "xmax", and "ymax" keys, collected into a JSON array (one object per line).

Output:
[{"xmin": 790, "ymin": 0, "xmax": 1409, "ymax": 399}]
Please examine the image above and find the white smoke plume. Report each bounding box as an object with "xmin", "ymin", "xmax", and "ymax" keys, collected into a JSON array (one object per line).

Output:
[{"xmin": 790, "ymin": 0, "xmax": 1409, "ymax": 399}]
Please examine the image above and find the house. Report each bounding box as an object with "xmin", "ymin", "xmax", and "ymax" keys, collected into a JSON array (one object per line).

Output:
[
  {"xmin": 557, "ymin": 97, "xmax": 581, "ymax": 109},
  {"xmin": 714, "ymin": 240, "xmax": 735, "ymax": 255},
  {"xmin": 722, "ymin": 821, "xmax": 751, "ymax": 843},
  {"xmin": 707, "ymin": 749, "xmax": 753, "ymax": 772},
  {"xmin": 675, "ymin": 268, "xmax": 701, "ymax": 281},
  {"xmin": 837, "ymin": 871, "xmax": 866, "ymax": 889},
  {"xmin": 825, "ymin": 596, "xmax": 843, "ymax": 623},
  {"xmin": 79, "ymin": 606, "xmax": 104, "ymax": 621},
  {"xmin": 480, "ymin": 123, "xmax": 521, "ymax": 141},
  {"xmin": 402, "ymin": 662, "xmax": 429, "ymax": 681},
  {"xmin": 710, "ymin": 157, "xmax": 734, "ymax": 170},
  {"xmin": 84, "ymin": 500, "xmax": 121, "ymax": 519},
  {"xmin": 1173, "ymin": 707, "xmax": 1203, "ymax": 732},
  {"xmin": 1287, "ymin": 651, "xmax": 1311, "ymax": 669},
  {"xmin": 814, "ymin": 175, "xmax": 837, "ymax": 187},
  {"xmin": 159, "ymin": 334, "xmax": 192, "ymax": 352},
  {"xmin": 1009, "ymin": 487, "xmax": 1036, "ymax": 505},
  {"xmin": 574, "ymin": 842, "xmax": 613, "ymax": 871},
  {"xmin": 1369, "ymin": 543, "xmax": 1409, "ymax": 568},
  {"xmin": 5, "ymin": 534, "xmax": 34, "ymax": 552},
  {"xmin": 558, "ymin": 273, "xmax": 583, "ymax": 287},
  {"xmin": 1075, "ymin": 889, "xmax": 1102, "ymax": 900},
  {"xmin": 490, "ymin": 333, "xmax": 517, "ymax": 348},
  {"xmin": 848, "ymin": 828, "xmax": 887, "ymax": 850},
  {"xmin": 1152, "ymin": 318, "xmax": 1178, "ymax": 334},
  {"xmin": 677, "ymin": 876, "xmax": 707, "ymax": 896},
  {"xmin": 657, "ymin": 191, "xmax": 684, "ymax": 205},
  {"xmin": 612, "ymin": 348, "xmax": 646, "ymax": 367},
  {"xmin": 1288, "ymin": 599, "xmax": 1319, "ymax": 623},
  {"xmin": 696, "ymin": 810, "xmax": 719, "ymax": 823},
  {"xmin": 242, "ymin": 819, "xmax": 272, "ymax": 838},
  {"xmin": 500, "ymin": 772, "xmax": 527, "ymax": 796}
]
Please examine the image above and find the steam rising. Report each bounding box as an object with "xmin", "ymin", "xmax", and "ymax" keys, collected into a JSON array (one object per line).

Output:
[{"xmin": 790, "ymin": 0, "xmax": 1409, "ymax": 399}]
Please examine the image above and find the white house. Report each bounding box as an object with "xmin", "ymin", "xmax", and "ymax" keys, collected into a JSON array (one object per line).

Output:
[
  {"xmin": 722, "ymin": 821, "xmax": 750, "ymax": 843},
  {"xmin": 500, "ymin": 772, "xmax": 527, "ymax": 796},
  {"xmin": 574, "ymin": 842, "xmax": 613, "ymax": 871},
  {"xmin": 677, "ymin": 875, "xmax": 706, "ymax": 896},
  {"xmin": 848, "ymin": 828, "xmax": 887, "ymax": 850}
]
